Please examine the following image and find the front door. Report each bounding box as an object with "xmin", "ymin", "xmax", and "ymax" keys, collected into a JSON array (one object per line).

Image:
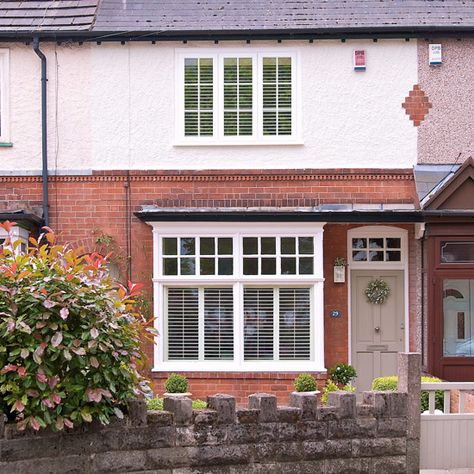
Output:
[{"xmin": 351, "ymin": 270, "xmax": 405, "ymax": 392}]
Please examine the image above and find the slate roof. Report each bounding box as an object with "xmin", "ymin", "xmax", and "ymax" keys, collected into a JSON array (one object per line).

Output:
[
  {"xmin": 0, "ymin": 0, "xmax": 473, "ymax": 36},
  {"xmin": 413, "ymin": 164, "xmax": 461, "ymax": 204},
  {"xmin": 0, "ymin": 1, "xmax": 99, "ymax": 32},
  {"xmin": 94, "ymin": 0, "xmax": 474, "ymax": 33}
]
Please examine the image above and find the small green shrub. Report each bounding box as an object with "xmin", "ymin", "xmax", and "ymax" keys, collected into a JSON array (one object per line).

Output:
[
  {"xmin": 321, "ymin": 380, "xmax": 354, "ymax": 405},
  {"xmin": 147, "ymin": 397, "xmax": 163, "ymax": 411},
  {"xmin": 294, "ymin": 373, "xmax": 317, "ymax": 392},
  {"xmin": 192, "ymin": 399, "xmax": 207, "ymax": 409},
  {"xmin": 164, "ymin": 374, "xmax": 188, "ymax": 394},
  {"xmin": 146, "ymin": 397, "xmax": 206, "ymax": 410},
  {"xmin": 371, "ymin": 375, "xmax": 444, "ymax": 412},
  {"xmin": 329, "ymin": 363, "xmax": 357, "ymax": 386}
]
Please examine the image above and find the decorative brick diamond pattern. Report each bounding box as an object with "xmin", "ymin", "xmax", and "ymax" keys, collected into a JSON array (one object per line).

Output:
[{"xmin": 402, "ymin": 84, "xmax": 432, "ymax": 127}]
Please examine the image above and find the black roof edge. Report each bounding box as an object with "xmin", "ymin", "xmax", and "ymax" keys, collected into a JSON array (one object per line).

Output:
[
  {"xmin": 0, "ymin": 25, "xmax": 473, "ymax": 43},
  {"xmin": 135, "ymin": 210, "xmax": 423, "ymax": 223}
]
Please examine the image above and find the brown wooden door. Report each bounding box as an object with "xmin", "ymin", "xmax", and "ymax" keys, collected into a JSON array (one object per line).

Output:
[{"xmin": 351, "ymin": 270, "xmax": 405, "ymax": 392}]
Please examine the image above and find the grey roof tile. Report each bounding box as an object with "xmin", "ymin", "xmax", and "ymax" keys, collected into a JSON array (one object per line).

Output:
[
  {"xmin": 93, "ymin": 0, "xmax": 474, "ymax": 32},
  {"xmin": 0, "ymin": 0, "xmax": 99, "ymax": 32},
  {"xmin": 0, "ymin": 1, "xmax": 473, "ymax": 34}
]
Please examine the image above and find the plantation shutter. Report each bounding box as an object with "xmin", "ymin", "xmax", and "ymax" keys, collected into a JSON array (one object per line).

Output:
[
  {"xmin": 223, "ymin": 57, "xmax": 253, "ymax": 136},
  {"xmin": 204, "ymin": 288, "xmax": 234, "ymax": 360},
  {"xmin": 279, "ymin": 288, "xmax": 311, "ymax": 360},
  {"xmin": 184, "ymin": 58, "xmax": 214, "ymax": 136},
  {"xmin": 244, "ymin": 288, "xmax": 274, "ymax": 360},
  {"xmin": 262, "ymin": 57, "xmax": 292, "ymax": 136},
  {"xmin": 167, "ymin": 288, "xmax": 199, "ymax": 360}
]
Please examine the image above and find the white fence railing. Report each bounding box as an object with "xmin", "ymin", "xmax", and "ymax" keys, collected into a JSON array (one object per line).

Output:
[{"xmin": 421, "ymin": 382, "xmax": 474, "ymax": 469}]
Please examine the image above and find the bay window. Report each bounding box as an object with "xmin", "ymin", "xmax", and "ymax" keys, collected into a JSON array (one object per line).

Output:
[
  {"xmin": 176, "ymin": 50, "xmax": 298, "ymax": 144},
  {"xmin": 151, "ymin": 222, "xmax": 324, "ymax": 372}
]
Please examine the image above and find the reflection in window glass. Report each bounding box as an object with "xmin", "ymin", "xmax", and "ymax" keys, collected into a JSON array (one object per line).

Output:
[
  {"xmin": 351, "ymin": 236, "xmax": 402, "ymax": 263},
  {"xmin": 441, "ymin": 241, "xmax": 474, "ymax": 263},
  {"xmin": 443, "ymin": 279, "xmax": 474, "ymax": 356}
]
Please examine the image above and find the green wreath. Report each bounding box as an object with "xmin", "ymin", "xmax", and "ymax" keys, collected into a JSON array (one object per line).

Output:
[{"xmin": 365, "ymin": 278, "xmax": 390, "ymax": 305}]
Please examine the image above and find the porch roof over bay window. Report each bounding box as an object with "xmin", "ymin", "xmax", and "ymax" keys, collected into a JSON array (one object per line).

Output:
[{"xmin": 136, "ymin": 204, "xmax": 422, "ymax": 224}]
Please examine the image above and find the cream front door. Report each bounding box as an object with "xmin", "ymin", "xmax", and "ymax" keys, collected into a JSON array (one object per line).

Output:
[{"xmin": 351, "ymin": 270, "xmax": 405, "ymax": 392}]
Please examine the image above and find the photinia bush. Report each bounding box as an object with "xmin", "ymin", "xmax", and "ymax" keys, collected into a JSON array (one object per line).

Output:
[{"xmin": 0, "ymin": 221, "xmax": 156, "ymax": 431}]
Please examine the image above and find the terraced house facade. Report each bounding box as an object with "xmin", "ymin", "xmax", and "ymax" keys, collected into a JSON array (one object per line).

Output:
[{"xmin": 0, "ymin": 0, "xmax": 473, "ymax": 403}]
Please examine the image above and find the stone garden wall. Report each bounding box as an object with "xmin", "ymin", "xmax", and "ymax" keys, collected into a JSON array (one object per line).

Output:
[{"xmin": 0, "ymin": 354, "xmax": 420, "ymax": 474}]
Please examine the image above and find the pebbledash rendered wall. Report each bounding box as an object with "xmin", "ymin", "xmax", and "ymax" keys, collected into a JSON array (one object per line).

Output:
[
  {"xmin": 0, "ymin": 39, "xmax": 417, "ymax": 172},
  {"xmin": 0, "ymin": 353, "xmax": 421, "ymax": 474}
]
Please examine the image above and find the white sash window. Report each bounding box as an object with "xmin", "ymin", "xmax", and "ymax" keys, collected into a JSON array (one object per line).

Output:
[{"xmin": 176, "ymin": 49, "xmax": 299, "ymax": 145}]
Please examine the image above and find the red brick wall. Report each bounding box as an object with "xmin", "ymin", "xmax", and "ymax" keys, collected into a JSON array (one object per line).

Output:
[{"xmin": 0, "ymin": 169, "xmax": 418, "ymax": 402}]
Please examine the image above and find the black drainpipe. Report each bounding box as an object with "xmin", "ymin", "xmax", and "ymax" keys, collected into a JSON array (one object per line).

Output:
[{"xmin": 33, "ymin": 36, "xmax": 49, "ymax": 227}]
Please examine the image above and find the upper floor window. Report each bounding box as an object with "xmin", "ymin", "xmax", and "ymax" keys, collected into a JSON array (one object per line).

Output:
[
  {"xmin": 176, "ymin": 50, "xmax": 298, "ymax": 144},
  {"xmin": 0, "ymin": 49, "xmax": 10, "ymax": 143}
]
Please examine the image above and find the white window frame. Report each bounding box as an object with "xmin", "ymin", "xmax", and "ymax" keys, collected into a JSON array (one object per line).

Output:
[
  {"xmin": 175, "ymin": 48, "xmax": 302, "ymax": 146},
  {"xmin": 0, "ymin": 49, "xmax": 10, "ymax": 143},
  {"xmin": 148, "ymin": 222, "xmax": 325, "ymax": 372}
]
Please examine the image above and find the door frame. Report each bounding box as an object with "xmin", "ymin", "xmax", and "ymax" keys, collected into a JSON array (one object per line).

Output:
[{"xmin": 347, "ymin": 226, "xmax": 409, "ymax": 366}]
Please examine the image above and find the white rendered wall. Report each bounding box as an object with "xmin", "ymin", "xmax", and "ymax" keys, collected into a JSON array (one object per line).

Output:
[{"xmin": 0, "ymin": 40, "xmax": 417, "ymax": 172}]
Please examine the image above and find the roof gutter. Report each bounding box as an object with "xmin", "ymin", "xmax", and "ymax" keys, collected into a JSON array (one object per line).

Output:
[
  {"xmin": 135, "ymin": 210, "xmax": 423, "ymax": 223},
  {"xmin": 32, "ymin": 36, "xmax": 49, "ymax": 227},
  {"xmin": 1, "ymin": 25, "xmax": 474, "ymax": 43}
]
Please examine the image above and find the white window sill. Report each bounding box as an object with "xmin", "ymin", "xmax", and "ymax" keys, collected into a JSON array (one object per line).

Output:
[
  {"xmin": 173, "ymin": 139, "xmax": 304, "ymax": 147},
  {"xmin": 152, "ymin": 362, "xmax": 326, "ymax": 373}
]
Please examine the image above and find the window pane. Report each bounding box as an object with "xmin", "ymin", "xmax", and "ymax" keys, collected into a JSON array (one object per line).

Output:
[
  {"xmin": 299, "ymin": 257, "xmax": 314, "ymax": 275},
  {"xmin": 443, "ymin": 280, "xmax": 474, "ymax": 356},
  {"xmin": 262, "ymin": 57, "xmax": 276, "ymax": 82},
  {"xmin": 200, "ymin": 237, "xmax": 215, "ymax": 255},
  {"xmin": 281, "ymin": 257, "xmax": 296, "ymax": 275},
  {"xmin": 262, "ymin": 57, "xmax": 292, "ymax": 136},
  {"xmin": 369, "ymin": 251, "xmax": 383, "ymax": 262},
  {"xmin": 281, "ymin": 237, "xmax": 296, "ymax": 254},
  {"xmin": 184, "ymin": 57, "xmax": 214, "ymax": 137},
  {"xmin": 279, "ymin": 288, "xmax": 310, "ymax": 360},
  {"xmin": 163, "ymin": 258, "xmax": 178, "ymax": 275},
  {"xmin": 180, "ymin": 238, "xmax": 195, "ymax": 255},
  {"xmin": 218, "ymin": 258, "xmax": 233, "ymax": 275},
  {"xmin": 352, "ymin": 238, "xmax": 367, "ymax": 249},
  {"xmin": 224, "ymin": 57, "xmax": 253, "ymax": 137},
  {"xmin": 167, "ymin": 288, "xmax": 199, "ymax": 360},
  {"xmin": 261, "ymin": 258, "xmax": 276, "ymax": 275},
  {"xmin": 243, "ymin": 258, "xmax": 258, "ymax": 275},
  {"xmin": 204, "ymin": 288, "xmax": 234, "ymax": 360},
  {"xmin": 243, "ymin": 237, "xmax": 258, "ymax": 255},
  {"xmin": 184, "ymin": 58, "xmax": 198, "ymax": 83},
  {"xmin": 369, "ymin": 238, "xmax": 384, "ymax": 249},
  {"xmin": 299, "ymin": 237, "xmax": 314, "ymax": 254},
  {"xmin": 278, "ymin": 111, "xmax": 292, "ymax": 135},
  {"xmin": 180, "ymin": 258, "xmax": 196, "ymax": 275},
  {"xmin": 218, "ymin": 238, "xmax": 233, "ymax": 255},
  {"xmin": 386, "ymin": 238, "xmax": 401, "ymax": 249},
  {"xmin": 261, "ymin": 237, "xmax": 276, "ymax": 254},
  {"xmin": 163, "ymin": 238, "xmax": 177, "ymax": 255},
  {"xmin": 353, "ymin": 250, "xmax": 367, "ymax": 261},
  {"xmin": 386, "ymin": 251, "xmax": 401, "ymax": 262},
  {"xmin": 244, "ymin": 288, "xmax": 274, "ymax": 360},
  {"xmin": 184, "ymin": 85, "xmax": 198, "ymax": 109},
  {"xmin": 200, "ymin": 258, "xmax": 215, "ymax": 275},
  {"xmin": 441, "ymin": 241, "xmax": 474, "ymax": 263}
]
